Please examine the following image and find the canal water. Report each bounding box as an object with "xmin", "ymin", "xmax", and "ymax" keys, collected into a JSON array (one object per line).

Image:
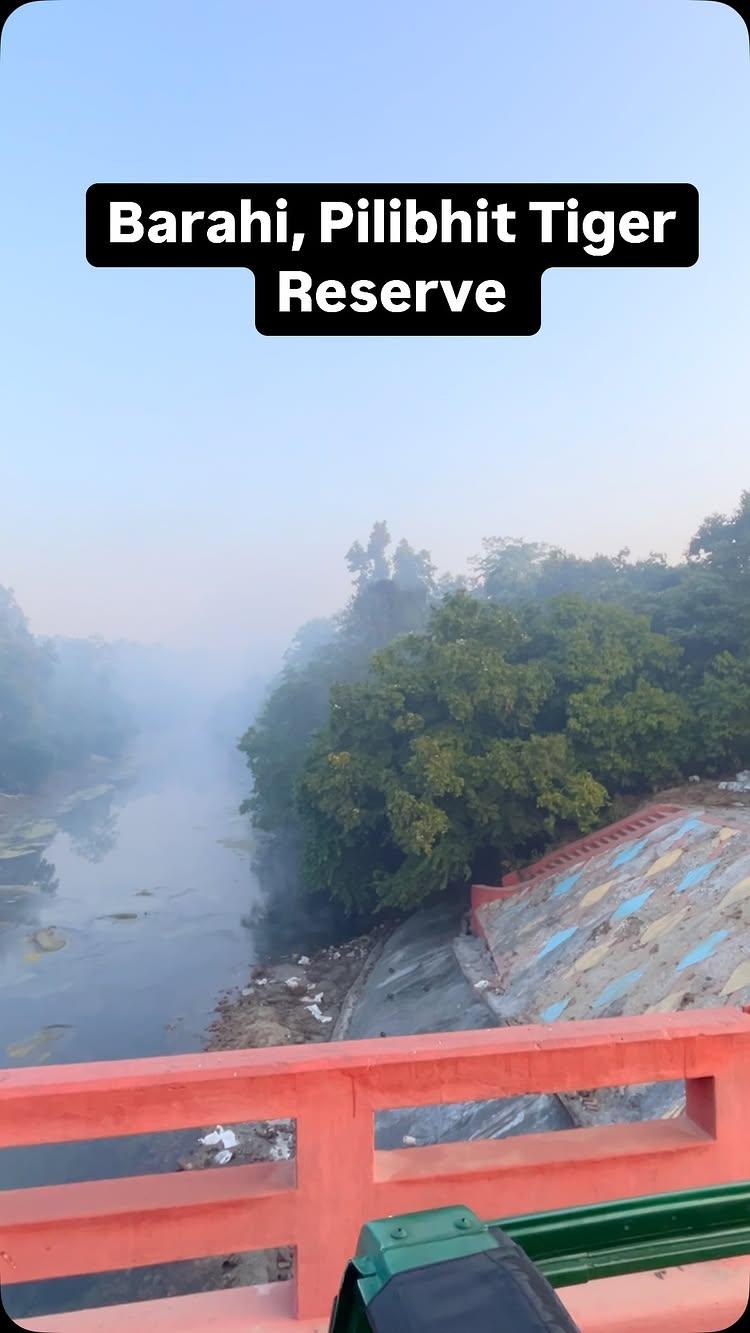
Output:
[{"xmin": 0, "ymin": 729, "xmax": 266, "ymax": 1319}]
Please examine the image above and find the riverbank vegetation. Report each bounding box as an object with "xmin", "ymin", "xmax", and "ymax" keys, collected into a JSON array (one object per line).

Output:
[
  {"xmin": 241, "ymin": 493, "xmax": 750, "ymax": 915},
  {"xmin": 0, "ymin": 584, "xmax": 132, "ymax": 794}
]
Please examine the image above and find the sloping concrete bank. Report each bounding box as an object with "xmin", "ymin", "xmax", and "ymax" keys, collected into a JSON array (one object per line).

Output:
[
  {"xmin": 452, "ymin": 931, "xmax": 682, "ymax": 1126},
  {"xmin": 468, "ymin": 803, "xmax": 750, "ymax": 1126},
  {"xmin": 201, "ymin": 903, "xmax": 571, "ymax": 1163},
  {"xmin": 341, "ymin": 902, "xmax": 573, "ymax": 1148},
  {"xmin": 475, "ymin": 805, "xmax": 750, "ymax": 1024}
]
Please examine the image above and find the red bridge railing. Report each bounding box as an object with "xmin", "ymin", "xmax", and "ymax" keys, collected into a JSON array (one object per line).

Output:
[{"xmin": 2, "ymin": 1007, "xmax": 750, "ymax": 1329}]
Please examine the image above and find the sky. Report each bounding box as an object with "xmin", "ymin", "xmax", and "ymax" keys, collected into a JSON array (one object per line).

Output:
[{"xmin": 0, "ymin": 0, "xmax": 748, "ymax": 672}]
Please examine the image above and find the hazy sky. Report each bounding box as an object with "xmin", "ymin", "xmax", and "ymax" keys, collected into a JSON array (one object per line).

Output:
[{"xmin": 0, "ymin": 0, "xmax": 748, "ymax": 668}]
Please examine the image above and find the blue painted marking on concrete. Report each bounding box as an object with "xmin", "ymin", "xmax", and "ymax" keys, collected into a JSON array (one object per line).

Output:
[
  {"xmin": 661, "ymin": 818, "xmax": 710, "ymax": 850},
  {"xmin": 592, "ymin": 969, "xmax": 644, "ymax": 1011},
  {"xmin": 551, "ymin": 870, "xmax": 583, "ymax": 898},
  {"xmin": 611, "ymin": 889, "xmax": 654, "ymax": 922},
  {"xmin": 676, "ymin": 930, "xmax": 729, "ymax": 973},
  {"xmin": 675, "ymin": 861, "xmax": 718, "ymax": 894},
  {"xmin": 612, "ymin": 839, "xmax": 648, "ymax": 868},
  {"xmin": 541, "ymin": 998, "xmax": 571, "ymax": 1022},
  {"xmin": 672, "ymin": 818, "xmax": 703, "ymax": 838},
  {"xmin": 537, "ymin": 926, "xmax": 578, "ymax": 960}
]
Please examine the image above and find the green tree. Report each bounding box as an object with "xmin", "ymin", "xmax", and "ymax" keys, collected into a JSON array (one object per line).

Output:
[
  {"xmin": 244, "ymin": 492, "xmax": 750, "ymax": 920},
  {"xmin": 239, "ymin": 523, "xmax": 436, "ymax": 830},
  {"xmin": 689, "ymin": 490, "xmax": 750, "ymax": 578},
  {"xmin": 692, "ymin": 652, "xmax": 750, "ymax": 773},
  {"xmin": 297, "ymin": 594, "xmax": 694, "ymax": 914},
  {"xmin": 520, "ymin": 598, "xmax": 690, "ymax": 790},
  {"xmin": 472, "ymin": 537, "xmax": 679, "ymax": 609}
]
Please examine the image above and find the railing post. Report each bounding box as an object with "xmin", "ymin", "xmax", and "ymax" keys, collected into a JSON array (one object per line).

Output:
[
  {"xmin": 685, "ymin": 1025, "xmax": 750, "ymax": 1182},
  {"xmin": 293, "ymin": 1067, "xmax": 375, "ymax": 1320}
]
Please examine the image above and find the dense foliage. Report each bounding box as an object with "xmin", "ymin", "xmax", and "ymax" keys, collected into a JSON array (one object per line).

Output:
[
  {"xmin": 296, "ymin": 596, "xmax": 688, "ymax": 911},
  {"xmin": 241, "ymin": 494, "xmax": 750, "ymax": 915}
]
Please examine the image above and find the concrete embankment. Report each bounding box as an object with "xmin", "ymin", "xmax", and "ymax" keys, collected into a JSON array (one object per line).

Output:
[
  {"xmin": 342, "ymin": 903, "xmax": 572, "ymax": 1147},
  {"xmin": 469, "ymin": 801, "xmax": 750, "ymax": 1125}
]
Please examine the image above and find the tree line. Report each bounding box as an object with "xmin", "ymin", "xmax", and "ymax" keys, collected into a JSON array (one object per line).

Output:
[
  {"xmin": 240, "ymin": 493, "xmax": 750, "ymax": 917},
  {"xmin": 0, "ymin": 584, "xmax": 131, "ymax": 793}
]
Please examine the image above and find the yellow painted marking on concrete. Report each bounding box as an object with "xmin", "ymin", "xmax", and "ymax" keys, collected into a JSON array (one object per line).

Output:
[
  {"xmin": 646, "ymin": 990, "xmax": 686, "ymax": 1013},
  {"xmin": 720, "ymin": 960, "xmax": 750, "ymax": 996},
  {"xmin": 565, "ymin": 941, "xmax": 612, "ymax": 977},
  {"xmin": 640, "ymin": 907, "xmax": 689, "ymax": 945},
  {"xmin": 580, "ymin": 880, "xmax": 616, "ymax": 909},
  {"xmin": 715, "ymin": 827, "xmax": 739, "ymax": 844},
  {"xmin": 720, "ymin": 877, "xmax": 750, "ymax": 910},
  {"xmin": 646, "ymin": 848, "xmax": 684, "ymax": 877}
]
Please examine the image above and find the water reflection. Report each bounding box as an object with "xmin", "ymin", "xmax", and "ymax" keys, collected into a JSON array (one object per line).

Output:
[
  {"xmin": 0, "ymin": 848, "xmax": 58, "ymax": 894},
  {"xmin": 0, "ymin": 787, "xmax": 125, "ymax": 969},
  {"xmin": 56, "ymin": 792, "xmax": 119, "ymax": 862},
  {"xmin": 0, "ymin": 847, "xmax": 59, "ymax": 969},
  {"xmin": 0, "ymin": 734, "xmax": 262, "ymax": 1069}
]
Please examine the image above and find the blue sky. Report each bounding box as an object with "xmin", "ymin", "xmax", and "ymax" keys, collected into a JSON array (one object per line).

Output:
[{"xmin": 0, "ymin": 0, "xmax": 747, "ymax": 670}]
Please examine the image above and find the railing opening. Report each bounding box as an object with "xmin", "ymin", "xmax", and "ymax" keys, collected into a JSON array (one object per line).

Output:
[{"xmin": 4, "ymin": 1247, "xmax": 295, "ymax": 1324}]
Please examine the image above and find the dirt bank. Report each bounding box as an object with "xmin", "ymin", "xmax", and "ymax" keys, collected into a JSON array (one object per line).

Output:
[
  {"xmin": 180, "ymin": 924, "xmax": 391, "ymax": 1292},
  {"xmin": 646, "ymin": 777, "xmax": 750, "ymax": 811},
  {"xmin": 206, "ymin": 927, "xmax": 389, "ymax": 1052}
]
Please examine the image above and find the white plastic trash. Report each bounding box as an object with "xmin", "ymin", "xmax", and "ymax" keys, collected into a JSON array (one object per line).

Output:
[
  {"xmin": 306, "ymin": 1003, "xmax": 332, "ymax": 1024},
  {"xmin": 199, "ymin": 1125, "xmax": 239, "ymax": 1150}
]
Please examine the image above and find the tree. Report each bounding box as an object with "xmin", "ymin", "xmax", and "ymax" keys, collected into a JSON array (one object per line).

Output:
[
  {"xmin": 239, "ymin": 523, "xmax": 436, "ymax": 831},
  {"xmin": 689, "ymin": 490, "xmax": 750, "ymax": 578},
  {"xmin": 345, "ymin": 521, "xmax": 392, "ymax": 589},
  {"xmin": 283, "ymin": 618, "xmax": 338, "ymax": 671},
  {"xmin": 42, "ymin": 636, "xmax": 130, "ymax": 765},
  {"xmin": 298, "ymin": 594, "xmax": 692, "ymax": 914},
  {"xmin": 1, "ymin": 584, "xmax": 133, "ymax": 794},
  {"xmin": 243, "ymin": 492, "xmax": 750, "ymax": 920},
  {"xmin": 518, "ymin": 597, "xmax": 689, "ymax": 792},
  {"xmin": 0, "ymin": 585, "xmax": 55, "ymax": 791},
  {"xmin": 692, "ymin": 653, "xmax": 750, "ymax": 773},
  {"xmin": 470, "ymin": 537, "xmax": 556, "ymax": 602},
  {"xmin": 473, "ymin": 537, "xmax": 680, "ymax": 610}
]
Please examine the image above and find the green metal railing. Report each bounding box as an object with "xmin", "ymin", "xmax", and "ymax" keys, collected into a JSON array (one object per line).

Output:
[
  {"xmin": 496, "ymin": 1180, "xmax": 750, "ymax": 1287},
  {"xmin": 329, "ymin": 1185, "xmax": 750, "ymax": 1331}
]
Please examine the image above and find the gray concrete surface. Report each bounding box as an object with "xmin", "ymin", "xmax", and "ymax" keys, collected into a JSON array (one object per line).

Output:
[{"xmin": 344, "ymin": 903, "xmax": 573, "ymax": 1149}]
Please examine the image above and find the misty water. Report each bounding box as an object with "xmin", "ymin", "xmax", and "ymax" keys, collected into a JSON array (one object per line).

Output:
[
  {"xmin": 0, "ymin": 728, "xmax": 273, "ymax": 1317},
  {"xmin": 0, "ymin": 732, "xmax": 262, "ymax": 1073}
]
